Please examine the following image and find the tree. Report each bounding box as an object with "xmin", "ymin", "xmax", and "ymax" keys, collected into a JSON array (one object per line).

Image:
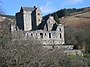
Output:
[
  {"xmin": 0, "ymin": 30, "xmax": 89, "ymax": 67},
  {"xmin": 54, "ymin": 14, "xmax": 60, "ymax": 24}
]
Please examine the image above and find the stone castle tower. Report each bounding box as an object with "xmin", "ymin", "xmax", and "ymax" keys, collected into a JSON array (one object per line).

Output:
[
  {"xmin": 15, "ymin": 6, "xmax": 65, "ymax": 46},
  {"xmin": 16, "ymin": 6, "xmax": 42, "ymax": 31}
]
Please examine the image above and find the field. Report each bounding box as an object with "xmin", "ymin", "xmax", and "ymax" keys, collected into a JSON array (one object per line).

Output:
[{"xmin": 61, "ymin": 11, "xmax": 90, "ymax": 29}]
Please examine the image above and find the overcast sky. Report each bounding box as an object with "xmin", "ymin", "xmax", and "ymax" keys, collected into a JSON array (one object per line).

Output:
[{"xmin": 1, "ymin": 0, "xmax": 90, "ymax": 16}]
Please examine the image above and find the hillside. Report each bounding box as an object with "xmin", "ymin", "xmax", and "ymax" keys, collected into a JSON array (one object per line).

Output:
[
  {"xmin": 61, "ymin": 11, "xmax": 90, "ymax": 29},
  {"xmin": 43, "ymin": 7, "xmax": 90, "ymax": 19},
  {"xmin": 60, "ymin": 11, "xmax": 90, "ymax": 53}
]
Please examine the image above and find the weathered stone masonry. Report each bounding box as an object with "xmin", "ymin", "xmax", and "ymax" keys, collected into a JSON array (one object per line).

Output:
[
  {"xmin": 15, "ymin": 6, "xmax": 65, "ymax": 46},
  {"xmin": 11, "ymin": 6, "xmax": 83, "ymax": 55}
]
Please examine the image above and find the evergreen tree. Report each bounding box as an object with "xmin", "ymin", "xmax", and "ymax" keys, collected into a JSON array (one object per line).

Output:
[{"xmin": 54, "ymin": 14, "xmax": 60, "ymax": 24}]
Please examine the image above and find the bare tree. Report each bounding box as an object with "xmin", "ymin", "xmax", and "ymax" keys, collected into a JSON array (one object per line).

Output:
[{"xmin": 0, "ymin": 31, "xmax": 89, "ymax": 67}]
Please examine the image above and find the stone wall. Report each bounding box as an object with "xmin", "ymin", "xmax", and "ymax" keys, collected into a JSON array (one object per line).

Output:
[
  {"xmin": 23, "ymin": 10, "xmax": 32, "ymax": 31},
  {"xmin": 12, "ymin": 29, "xmax": 65, "ymax": 45},
  {"xmin": 46, "ymin": 16, "xmax": 56, "ymax": 31}
]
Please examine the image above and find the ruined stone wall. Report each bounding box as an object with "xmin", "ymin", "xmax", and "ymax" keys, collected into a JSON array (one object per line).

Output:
[
  {"xmin": 17, "ymin": 29, "xmax": 65, "ymax": 45},
  {"xmin": 56, "ymin": 24, "xmax": 65, "ymax": 44},
  {"xmin": 46, "ymin": 16, "xmax": 56, "ymax": 31},
  {"xmin": 15, "ymin": 7, "xmax": 65, "ymax": 45}
]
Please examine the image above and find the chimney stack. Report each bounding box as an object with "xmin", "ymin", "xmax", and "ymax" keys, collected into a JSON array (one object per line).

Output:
[{"xmin": 34, "ymin": 6, "xmax": 36, "ymax": 8}]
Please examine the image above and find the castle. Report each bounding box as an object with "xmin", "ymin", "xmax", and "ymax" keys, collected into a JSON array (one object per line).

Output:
[
  {"xmin": 10, "ymin": 6, "xmax": 83, "ymax": 55},
  {"xmin": 15, "ymin": 6, "xmax": 65, "ymax": 47}
]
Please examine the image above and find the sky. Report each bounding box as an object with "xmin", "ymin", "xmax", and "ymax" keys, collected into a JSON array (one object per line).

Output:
[{"xmin": 1, "ymin": 0, "xmax": 90, "ymax": 16}]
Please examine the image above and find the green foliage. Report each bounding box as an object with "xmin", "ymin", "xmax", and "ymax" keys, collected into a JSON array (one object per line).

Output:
[
  {"xmin": 43, "ymin": 8, "xmax": 84, "ymax": 19},
  {"xmin": 84, "ymin": 54, "xmax": 90, "ymax": 59},
  {"xmin": 67, "ymin": 56, "xmax": 88, "ymax": 67}
]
